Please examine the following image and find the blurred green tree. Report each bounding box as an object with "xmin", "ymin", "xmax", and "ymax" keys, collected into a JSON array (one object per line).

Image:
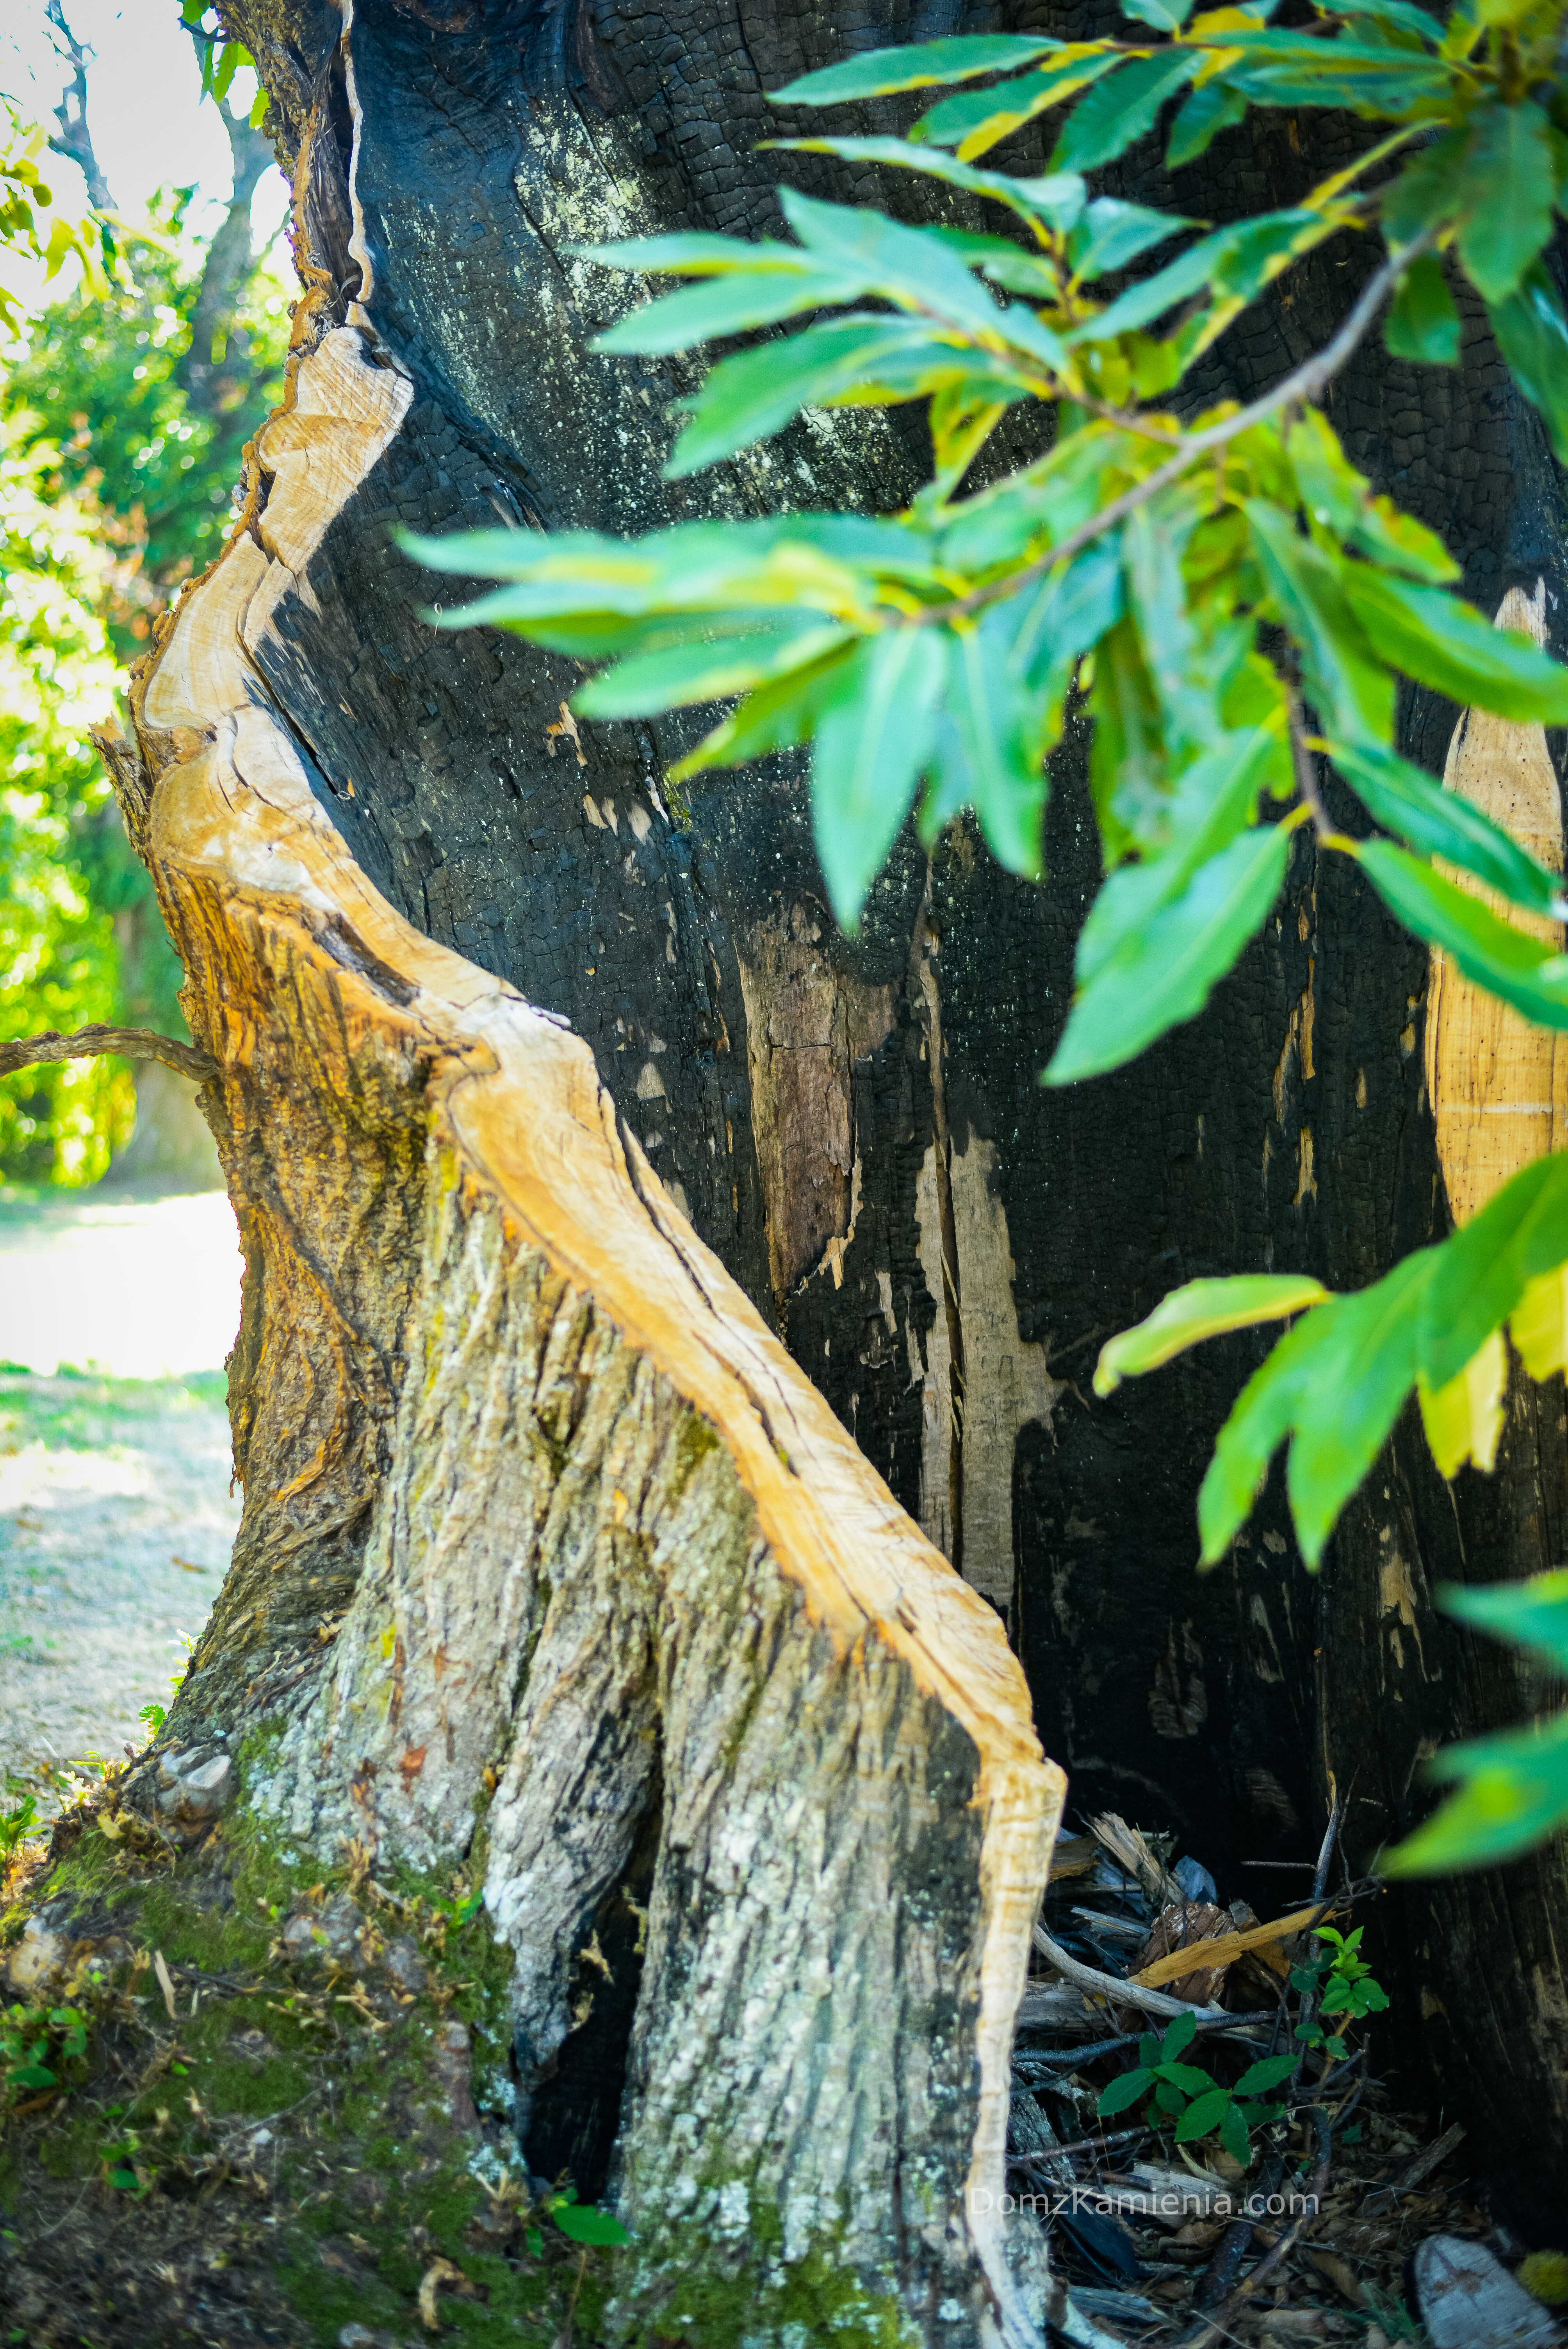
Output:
[{"xmin": 0, "ymin": 8, "xmax": 287, "ymax": 1184}]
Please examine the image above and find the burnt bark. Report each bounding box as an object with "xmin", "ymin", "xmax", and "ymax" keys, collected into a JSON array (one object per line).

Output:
[{"xmin": 133, "ymin": 0, "xmax": 1568, "ymax": 2246}]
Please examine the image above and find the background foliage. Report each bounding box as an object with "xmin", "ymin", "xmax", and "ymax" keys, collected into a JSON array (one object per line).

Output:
[{"xmin": 0, "ymin": 54, "xmax": 287, "ymax": 1184}]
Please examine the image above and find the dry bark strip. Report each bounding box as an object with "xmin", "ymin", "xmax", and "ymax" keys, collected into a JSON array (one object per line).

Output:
[{"xmin": 94, "ymin": 213, "xmax": 1066, "ymax": 2348}]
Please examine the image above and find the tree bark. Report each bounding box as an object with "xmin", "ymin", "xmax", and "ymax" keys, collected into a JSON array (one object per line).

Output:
[
  {"xmin": 97, "ymin": 0, "xmax": 1568, "ymax": 2270},
  {"xmin": 100, "ymin": 298, "xmax": 1062, "ymax": 2340}
]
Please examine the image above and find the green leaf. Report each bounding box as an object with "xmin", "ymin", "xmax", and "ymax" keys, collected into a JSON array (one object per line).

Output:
[
  {"xmin": 666, "ymin": 316, "xmax": 1037, "ymax": 477},
  {"xmin": 1067, "ymin": 198, "xmax": 1192, "ymax": 285},
  {"xmin": 555, "ymin": 2204, "xmax": 633, "ymax": 2246},
  {"xmin": 1219, "ymin": 2101, "xmax": 1252, "ymax": 2165},
  {"xmin": 8, "ymin": 2065, "xmax": 55, "ymax": 2091},
  {"xmin": 1244, "ymin": 503, "xmax": 1392, "ymax": 745},
  {"xmin": 1384, "ymin": 1709, "xmax": 1568, "ymax": 1873},
  {"xmin": 576, "ymin": 620, "xmax": 852, "ymax": 718},
  {"xmin": 768, "ymin": 35, "xmax": 1062, "ymax": 106},
  {"xmin": 1358, "ymin": 840, "xmax": 1568, "ymax": 1038},
  {"xmin": 1156, "ymin": 2060, "xmax": 1221, "ymax": 2093},
  {"xmin": 1098, "ymin": 2066, "xmax": 1157, "ymax": 2116},
  {"xmin": 1197, "ymin": 1260, "xmax": 1435, "ymax": 1566},
  {"xmin": 1165, "ymin": 80, "xmax": 1250, "ymax": 168},
  {"xmin": 1285, "ymin": 409, "xmax": 1458, "ymax": 583},
  {"xmin": 1094, "ymin": 1274, "xmax": 1329, "ymax": 1395},
  {"xmin": 1283, "ymin": 1252, "xmax": 1434, "ymax": 1566},
  {"xmin": 249, "ymin": 85, "xmax": 270, "ymax": 129},
  {"xmin": 1233, "ymin": 2052, "xmax": 1298, "ymax": 2096},
  {"xmin": 1454, "ymin": 103, "xmax": 1557, "ymax": 306},
  {"xmin": 592, "ymin": 265, "xmax": 873, "ymax": 355},
  {"xmin": 1160, "ymin": 2008, "xmax": 1198, "ymax": 2059},
  {"xmin": 1421, "ymin": 1155, "xmax": 1568, "ymax": 1388},
  {"xmin": 1051, "ymin": 51, "xmax": 1202, "ymax": 175},
  {"xmin": 1329, "ymin": 740, "xmax": 1566, "ymax": 920},
  {"xmin": 913, "ymin": 53, "xmax": 1123, "ymax": 162},
  {"xmin": 932, "ymin": 610, "xmax": 1051, "ymax": 877},
  {"xmin": 777, "ymin": 188, "xmax": 1015, "ymax": 341},
  {"xmin": 109, "ymin": 2167, "xmax": 139, "ymax": 2190},
  {"xmin": 1439, "ymin": 1567, "xmax": 1568, "ymax": 1676},
  {"xmin": 764, "ymin": 139, "xmax": 1089, "ymax": 245},
  {"xmin": 812, "ymin": 631, "xmax": 947, "ymax": 930},
  {"xmin": 1046, "ymin": 822, "xmax": 1292, "ymax": 1085},
  {"xmin": 1384, "ymin": 251, "xmax": 1461, "ymax": 366},
  {"xmin": 1008, "ymin": 540, "xmax": 1126, "ymax": 700},
  {"xmin": 1487, "ymin": 267, "xmax": 1568, "ymax": 470},
  {"xmin": 1340, "ymin": 570, "xmax": 1568, "ymax": 725},
  {"xmin": 1123, "ymin": 0, "xmax": 1196, "ymax": 30},
  {"xmin": 1174, "ymin": 2086, "xmax": 1233, "ymax": 2142},
  {"xmin": 1073, "ymin": 233, "xmax": 1221, "ymax": 341},
  {"xmin": 670, "ymin": 645, "xmax": 859, "ymax": 782}
]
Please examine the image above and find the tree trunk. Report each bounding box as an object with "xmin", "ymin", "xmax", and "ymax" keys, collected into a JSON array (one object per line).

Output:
[
  {"xmin": 99, "ymin": 301, "xmax": 1062, "ymax": 2341},
  {"xmin": 96, "ymin": 0, "xmax": 1568, "ymax": 2278}
]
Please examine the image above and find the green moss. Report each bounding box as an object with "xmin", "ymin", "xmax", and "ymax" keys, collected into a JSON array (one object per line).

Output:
[
  {"xmin": 608, "ymin": 2198, "xmax": 921, "ymax": 2349},
  {"xmin": 5, "ymin": 1806, "xmax": 932, "ymax": 2346}
]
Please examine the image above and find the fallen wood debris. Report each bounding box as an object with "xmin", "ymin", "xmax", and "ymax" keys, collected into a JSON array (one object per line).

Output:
[{"xmin": 1008, "ymin": 1808, "xmax": 1564, "ymax": 2343}]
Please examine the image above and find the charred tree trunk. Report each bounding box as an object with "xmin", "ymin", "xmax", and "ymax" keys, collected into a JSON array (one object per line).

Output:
[{"xmin": 89, "ymin": 0, "xmax": 1568, "ymax": 2280}]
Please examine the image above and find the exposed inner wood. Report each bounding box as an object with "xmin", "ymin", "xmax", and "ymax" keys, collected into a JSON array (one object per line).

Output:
[{"xmin": 1425, "ymin": 581, "xmax": 1568, "ymax": 1224}]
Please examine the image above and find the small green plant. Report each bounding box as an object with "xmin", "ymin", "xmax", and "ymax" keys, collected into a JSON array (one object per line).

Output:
[
  {"xmin": 526, "ymin": 2185, "xmax": 633, "ymax": 2256},
  {"xmin": 1, "ymin": 2001, "xmax": 89, "ymax": 2105},
  {"xmin": 100, "ymin": 2128, "xmax": 151, "ymax": 2196},
  {"xmin": 1294, "ymin": 1927, "xmax": 1391, "ymax": 2062},
  {"xmin": 0, "ymin": 1777, "xmax": 39, "ymax": 1864},
  {"xmin": 1095, "ymin": 2008, "xmax": 1296, "ymax": 2165}
]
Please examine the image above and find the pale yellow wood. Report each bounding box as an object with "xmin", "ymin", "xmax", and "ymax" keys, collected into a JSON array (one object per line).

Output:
[
  {"xmin": 1129, "ymin": 1899, "xmax": 1344, "ymax": 1989},
  {"xmin": 1425, "ymin": 582, "xmax": 1568, "ymax": 1224}
]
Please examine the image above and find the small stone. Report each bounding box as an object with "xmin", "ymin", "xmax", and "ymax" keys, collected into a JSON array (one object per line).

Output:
[
  {"xmin": 382, "ymin": 1934, "xmax": 428, "ymax": 1993},
  {"xmin": 153, "ymin": 1747, "xmax": 236, "ymax": 1833},
  {"xmin": 430, "ymin": 2018, "xmax": 479, "ymax": 2130},
  {"xmin": 281, "ymin": 1891, "xmax": 368, "ymax": 1967},
  {"xmin": 1415, "ymin": 2234, "xmax": 1561, "ymax": 2349},
  {"xmin": 5, "ymin": 1916, "xmax": 69, "ymax": 1998},
  {"xmin": 465, "ymin": 2200, "xmax": 517, "ymax": 2249}
]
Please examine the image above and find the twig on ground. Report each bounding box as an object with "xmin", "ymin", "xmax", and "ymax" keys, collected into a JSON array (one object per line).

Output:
[
  {"xmin": 1182, "ymin": 2105, "xmax": 1334, "ymax": 2346},
  {"xmin": 1012, "ymin": 2122, "xmax": 1151, "ymax": 2167},
  {"xmin": 1358, "ymin": 2117, "xmax": 1465, "ymax": 2214},
  {"xmin": 1196, "ymin": 2151, "xmax": 1287, "ymax": 2311},
  {"xmin": 1017, "ymin": 2005, "xmax": 1281, "ymax": 2076},
  {"xmin": 1288, "ymin": 1789, "xmax": 1345, "ymax": 2102},
  {"xmin": 1032, "ymin": 1923, "xmax": 1270, "ymax": 2026}
]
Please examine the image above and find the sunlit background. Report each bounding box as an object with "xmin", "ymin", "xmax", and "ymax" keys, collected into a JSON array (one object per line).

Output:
[{"xmin": 0, "ymin": 4, "xmax": 277, "ymax": 1767}]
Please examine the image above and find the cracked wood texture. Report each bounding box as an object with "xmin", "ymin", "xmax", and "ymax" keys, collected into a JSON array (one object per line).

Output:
[{"xmin": 122, "ymin": 0, "xmax": 1568, "ymax": 2253}]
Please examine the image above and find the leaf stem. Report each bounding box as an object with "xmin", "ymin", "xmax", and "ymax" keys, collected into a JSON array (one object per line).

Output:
[{"xmin": 908, "ymin": 225, "xmax": 1438, "ymax": 628}]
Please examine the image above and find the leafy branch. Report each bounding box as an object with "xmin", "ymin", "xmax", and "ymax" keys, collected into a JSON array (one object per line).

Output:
[{"xmin": 408, "ymin": 0, "xmax": 1568, "ymax": 1873}]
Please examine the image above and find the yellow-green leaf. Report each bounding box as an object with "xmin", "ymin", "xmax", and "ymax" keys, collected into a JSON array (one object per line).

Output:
[
  {"xmin": 1094, "ymin": 1274, "xmax": 1328, "ymax": 1395},
  {"xmin": 1511, "ymin": 1262, "xmax": 1568, "ymax": 1382},
  {"xmin": 1417, "ymin": 1327, "xmax": 1506, "ymax": 1478}
]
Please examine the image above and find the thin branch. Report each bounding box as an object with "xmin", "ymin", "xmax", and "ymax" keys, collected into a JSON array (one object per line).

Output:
[
  {"xmin": 910, "ymin": 228, "xmax": 1437, "ymax": 629},
  {"xmin": 0, "ymin": 1026, "xmax": 218, "ymax": 1084},
  {"xmin": 1182, "ymin": 2104, "xmax": 1333, "ymax": 2345},
  {"xmin": 1032, "ymin": 1922, "xmax": 1270, "ymax": 2026}
]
